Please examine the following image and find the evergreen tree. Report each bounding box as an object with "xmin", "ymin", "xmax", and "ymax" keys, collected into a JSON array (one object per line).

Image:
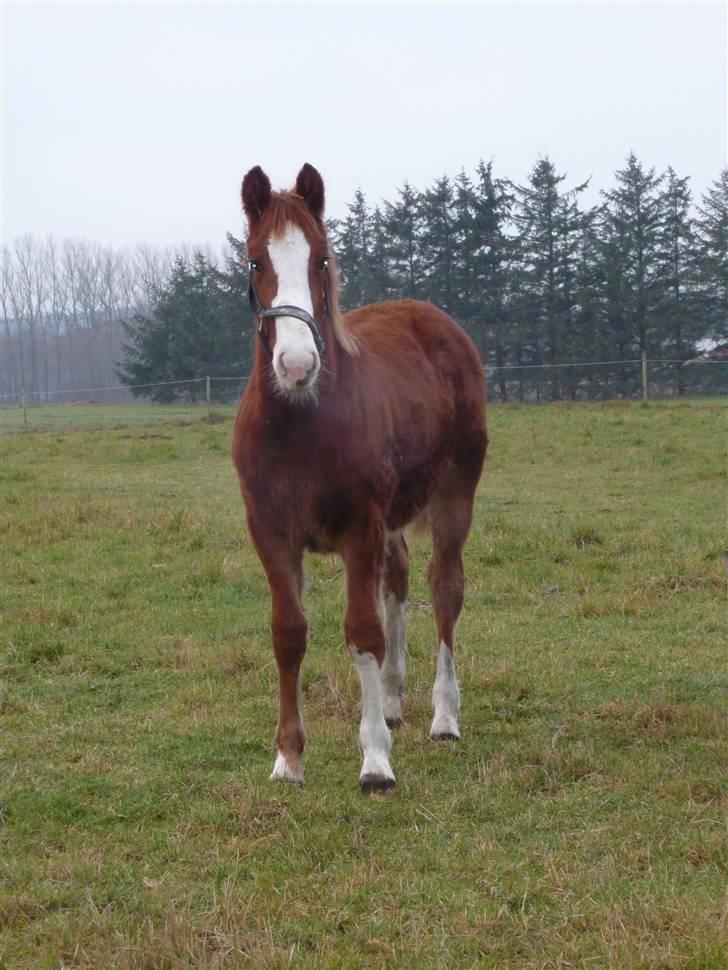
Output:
[
  {"xmin": 572, "ymin": 211, "xmax": 609, "ymax": 398},
  {"xmin": 600, "ymin": 153, "xmax": 663, "ymax": 356},
  {"xmin": 504, "ymin": 239, "xmax": 533, "ymax": 402},
  {"xmin": 451, "ymin": 169, "xmax": 478, "ymax": 335},
  {"xmin": 383, "ymin": 181, "xmax": 422, "ymax": 299},
  {"xmin": 555, "ymin": 185, "xmax": 590, "ymax": 398},
  {"xmin": 513, "ymin": 157, "xmax": 587, "ymax": 399},
  {"xmin": 596, "ymin": 201, "xmax": 634, "ymax": 394},
  {"xmin": 369, "ymin": 205, "xmax": 393, "ymax": 302},
  {"xmin": 332, "ymin": 190, "xmax": 376, "ymax": 308},
  {"xmin": 471, "ymin": 161, "xmax": 513, "ymax": 396},
  {"xmin": 695, "ymin": 169, "xmax": 728, "ymax": 343},
  {"xmin": 418, "ymin": 175, "xmax": 456, "ymax": 313},
  {"xmin": 118, "ymin": 254, "xmax": 249, "ymax": 402},
  {"xmin": 655, "ymin": 168, "xmax": 698, "ymax": 393}
]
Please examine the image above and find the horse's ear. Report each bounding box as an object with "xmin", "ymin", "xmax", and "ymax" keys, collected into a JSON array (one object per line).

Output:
[
  {"xmin": 295, "ymin": 163, "xmax": 325, "ymax": 218},
  {"xmin": 242, "ymin": 166, "xmax": 272, "ymax": 222}
]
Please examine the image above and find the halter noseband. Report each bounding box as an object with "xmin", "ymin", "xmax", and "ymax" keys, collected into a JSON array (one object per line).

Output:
[{"xmin": 248, "ymin": 259, "xmax": 330, "ymax": 360}]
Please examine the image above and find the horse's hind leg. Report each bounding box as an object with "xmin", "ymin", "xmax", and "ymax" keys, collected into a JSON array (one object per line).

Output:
[
  {"xmin": 381, "ymin": 531, "xmax": 409, "ymax": 727},
  {"xmin": 427, "ymin": 466, "xmax": 478, "ymax": 740}
]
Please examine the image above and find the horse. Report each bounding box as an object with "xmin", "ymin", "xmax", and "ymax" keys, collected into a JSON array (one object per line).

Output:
[{"xmin": 232, "ymin": 163, "xmax": 487, "ymax": 793}]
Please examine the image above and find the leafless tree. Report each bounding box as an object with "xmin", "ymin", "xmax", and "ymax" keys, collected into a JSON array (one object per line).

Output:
[
  {"xmin": 1, "ymin": 249, "xmax": 19, "ymax": 401},
  {"xmin": 0, "ymin": 235, "xmax": 230, "ymax": 403}
]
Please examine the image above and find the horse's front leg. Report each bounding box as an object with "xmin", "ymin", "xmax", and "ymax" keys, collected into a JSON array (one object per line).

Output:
[
  {"xmin": 248, "ymin": 520, "xmax": 307, "ymax": 783},
  {"xmin": 343, "ymin": 519, "xmax": 395, "ymax": 793}
]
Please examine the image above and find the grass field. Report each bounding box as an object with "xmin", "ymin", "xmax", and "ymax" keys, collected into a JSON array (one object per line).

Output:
[
  {"xmin": 1, "ymin": 400, "xmax": 726, "ymax": 969},
  {"xmin": 0, "ymin": 402, "xmax": 220, "ymax": 435}
]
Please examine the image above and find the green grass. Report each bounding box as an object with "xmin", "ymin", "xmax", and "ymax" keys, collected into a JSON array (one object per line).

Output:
[
  {"xmin": 0, "ymin": 402, "xmax": 226, "ymax": 434},
  {"xmin": 1, "ymin": 400, "xmax": 726, "ymax": 969}
]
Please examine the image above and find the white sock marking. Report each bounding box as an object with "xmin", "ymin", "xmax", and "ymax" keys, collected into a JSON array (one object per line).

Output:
[
  {"xmin": 381, "ymin": 591, "xmax": 406, "ymax": 723},
  {"xmin": 269, "ymin": 751, "xmax": 304, "ymax": 784},
  {"xmin": 430, "ymin": 641, "xmax": 461, "ymax": 739},
  {"xmin": 350, "ymin": 647, "xmax": 394, "ymax": 783}
]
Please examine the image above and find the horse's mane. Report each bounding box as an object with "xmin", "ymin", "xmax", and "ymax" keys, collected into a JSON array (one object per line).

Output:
[
  {"xmin": 266, "ymin": 191, "xmax": 358, "ymax": 357},
  {"xmin": 322, "ymin": 249, "xmax": 358, "ymax": 356}
]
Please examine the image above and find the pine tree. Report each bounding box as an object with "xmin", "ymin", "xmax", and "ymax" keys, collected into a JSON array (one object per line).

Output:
[
  {"xmin": 118, "ymin": 254, "xmax": 249, "ymax": 402},
  {"xmin": 369, "ymin": 206, "xmax": 393, "ymax": 302},
  {"xmin": 572, "ymin": 211, "xmax": 609, "ymax": 398},
  {"xmin": 595, "ymin": 202, "xmax": 633, "ymax": 394},
  {"xmin": 513, "ymin": 157, "xmax": 587, "ymax": 399},
  {"xmin": 655, "ymin": 168, "xmax": 698, "ymax": 393},
  {"xmin": 383, "ymin": 181, "xmax": 422, "ymax": 299},
  {"xmin": 601, "ymin": 153, "xmax": 663, "ymax": 354},
  {"xmin": 695, "ymin": 169, "xmax": 728, "ymax": 343},
  {"xmin": 451, "ymin": 169, "xmax": 478, "ymax": 336},
  {"xmin": 332, "ymin": 190, "xmax": 375, "ymax": 308},
  {"xmin": 470, "ymin": 162, "xmax": 513, "ymax": 395},
  {"xmin": 418, "ymin": 175, "xmax": 456, "ymax": 313},
  {"xmin": 555, "ymin": 187, "xmax": 590, "ymax": 398}
]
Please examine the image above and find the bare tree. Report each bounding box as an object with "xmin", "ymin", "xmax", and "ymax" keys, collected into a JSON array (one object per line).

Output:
[
  {"xmin": 1, "ymin": 248, "xmax": 18, "ymax": 401},
  {"xmin": 46, "ymin": 237, "xmax": 70, "ymax": 394},
  {"xmin": 12, "ymin": 235, "xmax": 47, "ymax": 397}
]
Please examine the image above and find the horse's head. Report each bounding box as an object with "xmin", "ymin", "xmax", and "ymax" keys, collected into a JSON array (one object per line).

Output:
[{"xmin": 242, "ymin": 163, "xmax": 353, "ymax": 402}]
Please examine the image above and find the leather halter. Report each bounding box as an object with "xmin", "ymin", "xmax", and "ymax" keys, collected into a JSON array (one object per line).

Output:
[{"xmin": 248, "ymin": 259, "xmax": 329, "ymax": 360}]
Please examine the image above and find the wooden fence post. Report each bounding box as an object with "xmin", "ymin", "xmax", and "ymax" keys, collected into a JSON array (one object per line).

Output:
[
  {"xmin": 206, "ymin": 376, "xmax": 211, "ymax": 422},
  {"xmin": 641, "ymin": 352, "xmax": 648, "ymax": 405}
]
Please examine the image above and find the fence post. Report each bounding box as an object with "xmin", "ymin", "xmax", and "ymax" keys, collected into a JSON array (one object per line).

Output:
[
  {"xmin": 21, "ymin": 384, "xmax": 28, "ymax": 431},
  {"xmin": 641, "ymin": 351, "xmax": 648, "ymax": 405},
  {"xmin": 206, "ymin": 376, "xmax": 211, "ymax": 422}
]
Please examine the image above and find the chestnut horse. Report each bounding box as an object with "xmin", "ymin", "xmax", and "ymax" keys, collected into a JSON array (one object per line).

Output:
[{"xmin": 232, "ymin": 164, "xmax": 487, "ymax": 792}]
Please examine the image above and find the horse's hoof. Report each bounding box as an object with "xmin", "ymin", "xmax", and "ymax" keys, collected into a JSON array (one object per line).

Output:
[
  {"xmin": 360, "ymin": 774, "xmax": 396, "ymax": 794},
  {"xmin": 270, "ymin": 773, "xmax": 305, "ymax": 786},
  {"xmin": 385, "ymin": 717, "xmax": 403, "ymax": 729},
  {"xmin": 429, "ymin": 715, "xmax": 460, "ymax": 741}
]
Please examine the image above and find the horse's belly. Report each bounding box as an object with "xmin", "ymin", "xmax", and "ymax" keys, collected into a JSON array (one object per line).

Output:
[{"xmin": 384, "ymin": 460, "xmax": 444, "ymax": 531}]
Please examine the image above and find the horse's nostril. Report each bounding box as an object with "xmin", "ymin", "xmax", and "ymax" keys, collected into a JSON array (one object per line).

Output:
[{"xmin": 296, "ymin": 362, "xmax": 318, "ymax": 387}]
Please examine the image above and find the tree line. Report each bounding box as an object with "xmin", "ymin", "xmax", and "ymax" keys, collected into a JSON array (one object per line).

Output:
[
  {"xmin": 2, "ymin": 153, "xmax": 726, "ymax": 404},
  {"xmin": 329, "ymin": 154, "xmax": 727, "ymax": 400}
]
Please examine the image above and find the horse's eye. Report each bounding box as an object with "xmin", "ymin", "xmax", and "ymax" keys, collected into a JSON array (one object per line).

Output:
[
  {"xmin": 320, "ymin": 257, "xmax": 329, "ymax": 271},
  {"xmin": 249, "ymin": 260, "xmax": 263, "ymax": 273}
]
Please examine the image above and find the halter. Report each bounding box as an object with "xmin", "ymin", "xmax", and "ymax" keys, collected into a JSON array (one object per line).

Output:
[{"xmin": 248, "ymin": 258, "xmax": 330, "ymax": 360}]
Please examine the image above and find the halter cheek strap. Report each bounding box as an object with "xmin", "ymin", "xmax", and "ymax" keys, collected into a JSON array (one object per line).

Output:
[{"xmin": 248, "ymin": 260, "xmax": 328, "ymax": 360}]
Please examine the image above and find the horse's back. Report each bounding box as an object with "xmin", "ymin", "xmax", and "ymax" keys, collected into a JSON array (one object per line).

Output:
[
  {"xmin": 343, "ymin": 298, "xmax": 486, "ymax": 444},
  {"xmin": 344, "ymin": 299, "xmax": 484, "ymax": 392}
]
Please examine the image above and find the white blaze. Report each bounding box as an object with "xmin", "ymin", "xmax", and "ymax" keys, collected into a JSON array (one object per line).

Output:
[{"xmin": 267, "ymin": 224, "xmax": 320, "ymax": 393}]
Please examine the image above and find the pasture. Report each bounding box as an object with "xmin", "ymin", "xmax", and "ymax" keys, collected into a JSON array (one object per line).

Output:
[{"xmin": 1, "ymin": 400, "xmax": 726, "ymax": 968}]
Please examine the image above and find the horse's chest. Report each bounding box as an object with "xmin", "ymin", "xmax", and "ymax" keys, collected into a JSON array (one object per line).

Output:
[
  {"xmin": 240, "ymin": 420, "xmax": 437, "ymax": 540},
  {"xmin": 243, "ymin": 441, "xmax": 357, "ymax": 531}
]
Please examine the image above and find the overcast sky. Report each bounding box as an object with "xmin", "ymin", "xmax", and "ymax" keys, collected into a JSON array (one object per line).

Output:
[{"xmin": 2, "ymin": 1, "xmax": 726, "ymax": 249}]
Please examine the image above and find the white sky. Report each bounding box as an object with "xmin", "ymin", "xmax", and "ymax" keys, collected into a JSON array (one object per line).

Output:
[{"xmin": 2, "ymin": 0, "xmax": 726, "ymax": 248}]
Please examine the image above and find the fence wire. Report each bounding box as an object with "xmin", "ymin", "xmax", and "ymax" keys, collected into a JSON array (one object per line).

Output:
[{"xmin": 0, "ymin": 358, "xmax": 725, "ymax": 433}]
